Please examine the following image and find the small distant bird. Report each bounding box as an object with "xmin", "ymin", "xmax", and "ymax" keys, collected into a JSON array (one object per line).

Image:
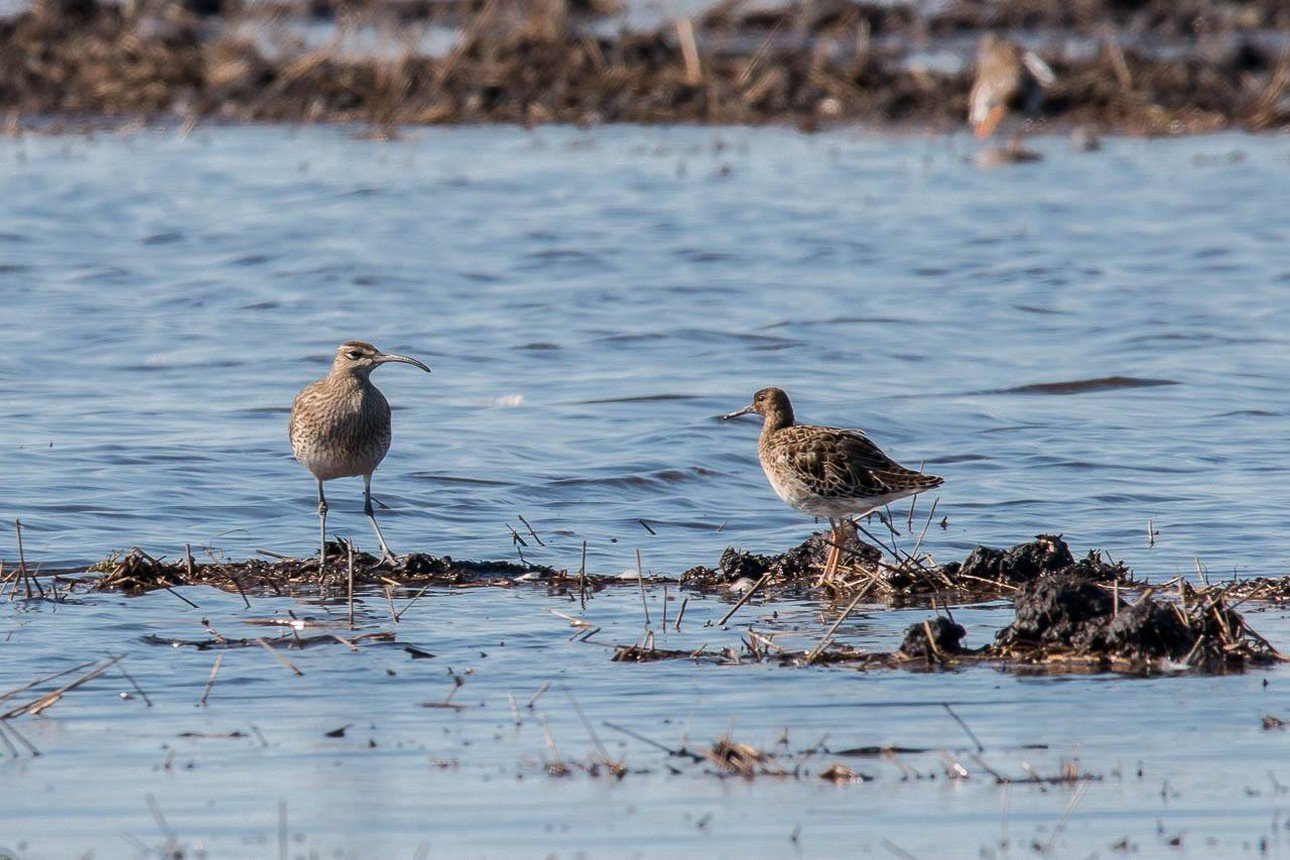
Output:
[
  {"xmin": 289, "ymin": 341, "xmax": 430, "ymax": 567},
  {"xmin": 969, "ymin": 33, "xmax": 1056, "ymax": 139},
  {"xmin": 722, "ymin": 387, "xmax": 943, "ymax": 583}
]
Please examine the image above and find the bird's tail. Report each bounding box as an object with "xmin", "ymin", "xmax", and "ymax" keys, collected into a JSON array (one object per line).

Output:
[
  {"xmin": 878, "ymin": 469, "xmax": 945, "ymax": 492},
  {"xmin": 913, "ymin": 472, "xmax": 945, "ymax": 491}
]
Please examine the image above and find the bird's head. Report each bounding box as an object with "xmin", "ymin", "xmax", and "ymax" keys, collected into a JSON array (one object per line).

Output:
[
  {"xmin": 721, "ymin": 387, "xmax": 794, "ymax": 429},
  {"xmin": 331, "ymin": 341, "xmax": 431, "ymax": 377}
]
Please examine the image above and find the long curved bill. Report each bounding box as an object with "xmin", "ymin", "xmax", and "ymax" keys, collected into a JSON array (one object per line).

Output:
[
  {"xmin": 375, "ymin": 352, "xmax": 431, "ymax": 373},
  {"xmin": 720, "ymin": 404, "xmax": 755, "ymax": 420}
]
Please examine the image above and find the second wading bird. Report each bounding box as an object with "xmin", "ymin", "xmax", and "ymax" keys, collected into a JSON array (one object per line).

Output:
[
  {"xmin": 722, "ymin": 387, "xmax": 943, "ymax": 584},
  {"xmin": 969, "ymin": 33, "xmax": 1056, "ymax": 139},
  {"xmin": 289, "ymin": 341, "xmax": 431, "ymax": 567}
]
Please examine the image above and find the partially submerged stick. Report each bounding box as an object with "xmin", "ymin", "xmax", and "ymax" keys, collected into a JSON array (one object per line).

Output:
[
  {"xmin": 198, "ymin": 654, "xmax": 223, "ymax": 707},
  {"xmin": 256, "ymin": 638, "xmax": 303, "ymax": 677},
  {"xmin": 578, "ymin": 541, "xmax": 588, "ymax": 610},
  {"xmin": 635, "ymin": 549, "xmax": 650, "ymax": 627},
  {"xmin": 347, "ymin": 543, "xmax": 355, "ymax": 629},
  {"xmin": 805, "ymin": 580, "xmax": 876, "ymax": 664},
  {"xmin": 14, "ymin": 519, "xmax": 44, "ymax": 599},
  {"xmin": 716, "ymin": 571, "xmax": 772, "ymax": 627},
  {"xmin": 942, "ymin": 703, "xmax": 984, "ymax": 752},
  {"xmin": 0, "ymin": 659, "xmax": 99, "ymax": 704},
  {"xmin": 2, "ymin": 655, "xmax": 125, "ymax": 718}
]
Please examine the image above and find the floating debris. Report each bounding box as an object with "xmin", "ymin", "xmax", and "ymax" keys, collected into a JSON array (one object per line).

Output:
[
  {"xmin": 611, "ymin": 642, "xmax": 724, "ymax": 664},
  {"xmin": 47, "ymin": 524, "xmax": 1290, "ymax": 678},
  {"xmin": 91, "ymin": 543, "xmax": 556, "ymax": 596},
  {"xmin": 703, "ymin": 737, "xmax": 785, "ymax": 778},
  {"xmin": 818, "ymin": 763, "xmax": 874, "ymax": 783},
  {"xmin": 142, "ymin": 630, "xmax": 396, "ymax": 651},
  {"xmin": 92, "ymin": 548, "xmax": 188, "ymax": 593}
]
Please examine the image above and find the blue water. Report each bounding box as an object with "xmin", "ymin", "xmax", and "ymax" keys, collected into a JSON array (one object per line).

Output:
[{"xmin": 1, "ymin": 126, "xmax": 1289, "ymax": 857}]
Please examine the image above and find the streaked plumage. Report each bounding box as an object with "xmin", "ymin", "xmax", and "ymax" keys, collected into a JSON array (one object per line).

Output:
[
  {"xmin": 969, "ymin": 33, "xmax": 1056, "ymax": 138},
  {"xmin": 289, "ymin": 340, "xmax": 430, "ymax": 566},
  {"xmin": 290, "ymin": 352, "xmax": 393, "ymax": 483},
  {"xmin": 759, "ymin": 423, "xmax": 944, "ymax": 519},
  {"xmin": 723, "ymin": 387, "xmax": 943, "ymax": 582}
]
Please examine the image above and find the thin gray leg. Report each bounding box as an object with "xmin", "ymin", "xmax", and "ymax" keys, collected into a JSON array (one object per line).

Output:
[
  {"xmin": 364, "ymin": 473, "xmax": 397, "ymax": 564},
  {"xmin": 317, "ymin": 480, "xmax": 328, "ymax": 568}
]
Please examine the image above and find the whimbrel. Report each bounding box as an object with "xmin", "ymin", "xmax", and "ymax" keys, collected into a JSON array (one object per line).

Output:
[
  {"xmin": 289, "ymin": 341, "xmax": 430, "ymax": 567},
  {"xmin": 969, "ymin": 33, "xmax": 1056, "ymax": 139},
  {"xmin": 722, "ymin": 387, "xmax": 943, "ymax": 584}
]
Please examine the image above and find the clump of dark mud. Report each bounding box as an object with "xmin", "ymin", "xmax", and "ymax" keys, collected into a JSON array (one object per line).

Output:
[
  {"xmin": 91, "ymin": 543, "xmax": 557, "ymax": 597},
  {"xmin": 897, "ymin": 616, "xmax": 966, "ymax": 660},
  {"xmin": 949, "ymin": 534, "xmax": 1076, "ymax": 585},
  {"xmin": 881, "ymin": 535, "xmax": 1134, "ymax": 601},
  {"xmin": 879, "ymin": 552, "xmax": 1280, "ymax": 672},
  {"xmin": 687, "ymin": 531, "xmax": 1133, "ymax": 603},
  {"xmin": 800, "ymin": 582, "xmax": 1280, "ymax": 674},
  {"xmin": 1, "ymin": 0, "xmax": 1287, "ymax": 132},
  {"xmin": 984, "ymin": 566, "xmax": 1280, "ymax": 672},
  {"xmin": 674, "ymin": 530, "xmax": 1281, "ymax": 673},
  {"xmin": 682, "ymin": 528, "xmax": 880, "ymax": 589}
]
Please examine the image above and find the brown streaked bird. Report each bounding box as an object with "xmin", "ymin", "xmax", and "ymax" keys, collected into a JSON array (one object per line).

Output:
[
  {"xmin": 722, "ymin": 387, "xmax": 943, "ymax": 584},
  {"xmin": 289, "ymin": 341, "xmax": 430, "ymax": 567},
  {"xmin": 969, "ymin": 33, "xmax": 1056, "ymax": 139}
]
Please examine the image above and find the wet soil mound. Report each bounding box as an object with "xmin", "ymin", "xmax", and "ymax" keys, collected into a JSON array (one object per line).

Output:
[
  {"xmin": 898, "ymin": 616, "xmax": 966, "ymax": 660},
  {"xmin": 90, "ymin": 543, "xmax": 555, "ymax": 596},
  {"xmin": 951, "ymin": 534, "xmax": 1075, "ymax": 584},
  {"xmin": 681, "ymin": 528, "xmax": 880, "ymax": 588},
  {"xmin": 688, "ymin": 531, "xmax": 1132, "ymax": 602},
  {"xmin": 899, "ymin": 536, "xmax": 1134, "ymax": 599},
  {"xmin": 986, "ymin": 566, "xmax": 1278, "ymax": 672}
]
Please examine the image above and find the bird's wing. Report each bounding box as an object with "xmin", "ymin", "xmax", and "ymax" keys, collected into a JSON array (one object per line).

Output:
[
  {"xmin": 1022, "ymin": 51, "xmax": 1057, "ymax": 87},
  {"xmin": 773, "ymin": 427, "xmax": 938, "ymax": 500}
]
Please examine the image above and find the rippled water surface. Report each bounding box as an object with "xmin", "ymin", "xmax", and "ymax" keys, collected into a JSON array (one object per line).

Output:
[{"xmin": 2, "ymin": 127, "xmax": 1290, "ymax": 857}]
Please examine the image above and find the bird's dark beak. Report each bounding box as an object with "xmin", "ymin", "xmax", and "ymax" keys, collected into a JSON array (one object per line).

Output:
[
  {"xmin": 375, "ymin": 353, "xmax": 431, "ymax": 373},
  {"xmin": 720, "ymin": 404, "xmax": 755, "ymax": 420}
]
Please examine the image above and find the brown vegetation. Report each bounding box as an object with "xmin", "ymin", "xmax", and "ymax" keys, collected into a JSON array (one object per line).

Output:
[{"xmin": 1, "ymin": 0, "xmax": 1287, "ymax": 132}]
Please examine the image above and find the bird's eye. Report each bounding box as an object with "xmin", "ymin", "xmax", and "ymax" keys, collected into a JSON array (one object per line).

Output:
[{"xmin": 347, "ymin": 351, "xmax": 363, "ymax": 360}]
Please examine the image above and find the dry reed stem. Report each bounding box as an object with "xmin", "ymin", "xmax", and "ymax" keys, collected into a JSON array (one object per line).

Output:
[
  {"xmin": 2, "ymin": 655, "xmax": 124, "ymax": 718},
  {"xmin": 805, "ymin": 579, "xmax": 876, "ymax": 664},
  {"xmin": 716, "ymin": 571, "xmax": 771, "ymax": 627},
  {"xmin": 635, "ymin": 549, "xmax": 649, "ymax": 627},
  {"xmin": 198, "ymin": 654, "xmax": 223, "ymax": 707},
  {"xmin": 676, "ymin": 18, "xmax": 702, "ymax": 85},
  {"xmin": 255, "ymin": 638, "xmax": 303, "ymax": 676}
]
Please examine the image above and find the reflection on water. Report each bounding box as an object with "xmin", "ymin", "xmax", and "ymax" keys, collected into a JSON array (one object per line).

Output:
[{"xmin": 1, "ymin": 126, "xmax": 1289, "ymax": 856}]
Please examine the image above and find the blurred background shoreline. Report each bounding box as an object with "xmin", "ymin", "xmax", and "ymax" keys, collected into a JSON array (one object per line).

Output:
[{"xmin": 1, "ymin": 0, "xmax": 1288, "ymax": 134}]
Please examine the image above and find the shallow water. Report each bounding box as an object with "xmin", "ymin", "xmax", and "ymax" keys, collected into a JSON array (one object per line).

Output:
[{"xmin": 2, "ymin": 127, "xmax": 1290, "ymax": 857}]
